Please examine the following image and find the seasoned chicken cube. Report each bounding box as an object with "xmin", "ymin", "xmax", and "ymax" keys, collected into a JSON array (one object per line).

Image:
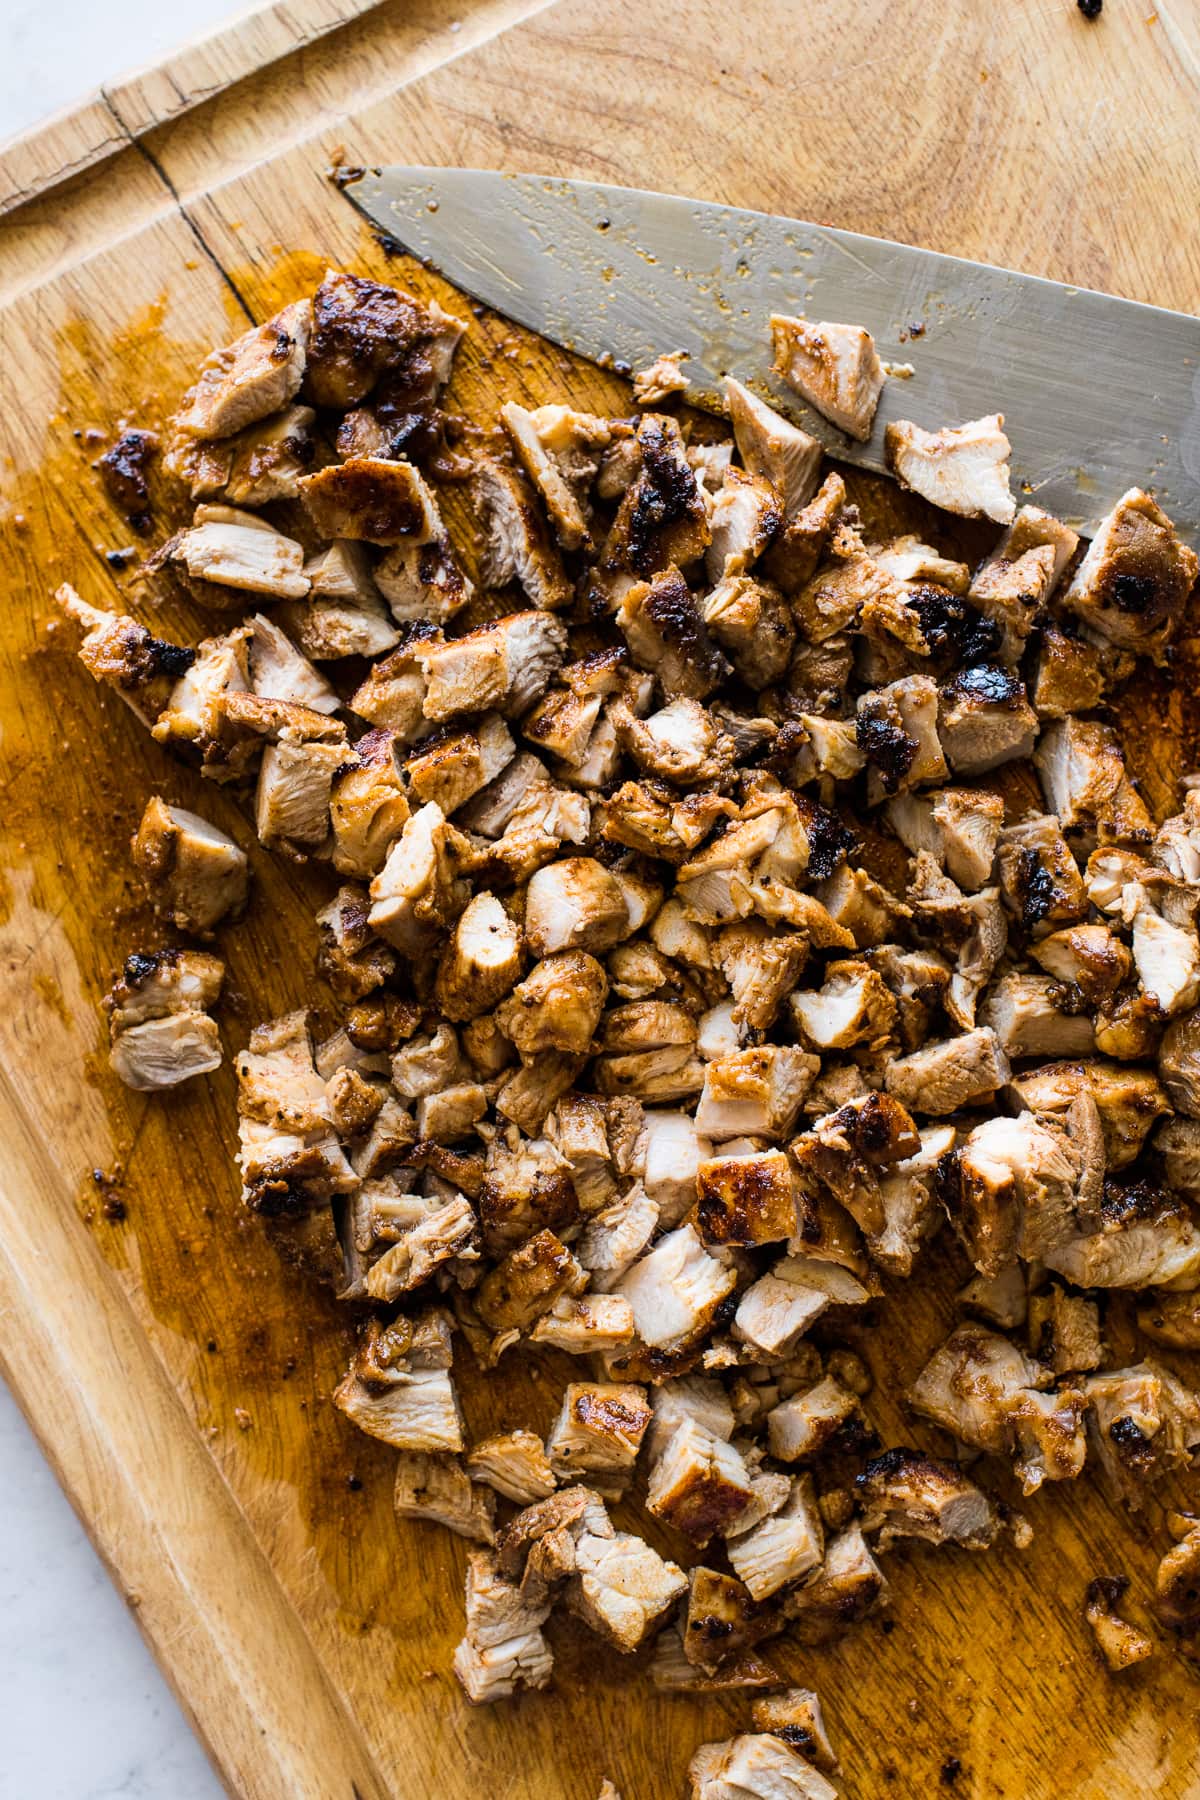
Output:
[
  {"xmin": 327, "ymin": 730, "xmax": 409, "ymax": 880},
  {"xmin": 646, "ymin": 1376, "xmax": 735, "ymax": 1462},
  {"xmin": 282, "ymin": 540, "xmax": 399, "ymax": 661},
  {"xmin": 967, "ymin": 537, "xmax": 1058, "ymax": 664},
  {"xmin": 727, "ymin": 1476, "xmax": 824, "ymax": 1600},
  {"xmin": 334, "ymin": 1365, "xmax": 464, "ymax": 1454},
  {"xmin": 696, "ymin": 1149, "xmax": 797, "ymax": 1246},
  {"xmin": 221, "ymin": 403, "xmax": 316, "ymax": 505},
  {"xmin": 1031, "ymin": 622, "xmax": 1106, "ymax": 720},
  {"xmin": 695, "ymin": 1046, "xmax": 818, "ymax": 1140},
  {"xmin": 299, "ymin": 456, "xmax": 441, "ymax": 546},
  {"xmin": 131, "ymin": 796, "xmax": 248, "ymax": 934},
  {"xmin": 705, "ymin": 467, "xmax": 781, "ymax": 581},
  {"xmin": 782, "ymin": 1524, "xmax": 890, "ymax": 1643},
  {"xmin": 472, "ymin": 453, "xmax": 572, "ymax": 607},
  {"xmin": 368, "ymin": 802, "xmax": 472, "ymax": 953},
  {"xmin": 885, "ymin": 787, "xmax": 1004, "ymax": 891},
  {"xmin": 734, "ymin": 1257, "xmax": 868, "ymax": 1360},
  {"xmin": 1062, "ymin": 487, "xmax": 1198, "ymax": 658},
  {"xmin": 597, "ymin": 414, "xmax": 710, "ymax": 589},
  {"xmin": 1035, "ymin": 717, "xmax": 1153, "ymax": 848},
  {"xmin": 452, "ymin": 1550, "xmax": 553, "ymax": 1704},
  {"xmin": 945, "ymin": 1107, "xmax": 1099, "ymax": 1276},
  {"xmin": 689, "ymin": 1733, "xmax": 838, "ymax": 1800},
  {"xmin": 726, "ymin": 375, "xmax": 823, "ymax": 513},
  {"xmin": 771, "ymin": 314, "xmax": 885, "ymax": 441},
  {"xmin": 1154, "ymin": 1519, "xmax": 1200, "ymax": 1629},
  {"xmin": 403, "ymin": 714, "xmax": 515, "ymax": 817},
  {"xmin": 246, "ymin": 612, "xmax": 338, "ymax": 716},
  {"xmin": 1028, "ymin": 925, "xmax": 1132, "ymax": 1009},
  {"xmin": 633, "ymin": 351, "xmax": 689, "ymax": 404},
  {"xmin": 615, "ymin": 1223, "xmax": 736, "ymax": 1350},
  {"xmin": 492, "ymin": 950, "xmax": 606, "ymax": 1055},
  {"xmin": 646, "ymin": 1420, "xmax": 754, "ymax": 1544},
  {"xmin": 254, "ymin": 731, "xmax": 346, "ymax": 852},
  {"xmin": 790, "ymin": 960, "xmax": 897, "ymax": 1052},
  {"xmin": 1161, "ymin": 1008, "xmax": 1200, "ymax": 1117},
  {"xmin": 166, "ymin": 512, "xmax": 309, "ymax": 602},
  {"xmin": 857, "ymin": 673, "xmax": 947, "ymax": 796},
  {"xmin": 530, "ymin": 1292, "xmax": 636, "ymax": 1354},
  {"xmin": 57, "ymin": 586, "xmax": 195, "ymax": 726},
  {"xmin": 474, "ymin": 1229, "xmax": 584, "ymax": 1331},
  {"xmin": 640, "ymin": 1109, "xmax": 714, "ymax": 1227},
  {"xmin": 1043, "ymin": 1180, "xmax": 1200, "ymax": 1291},
  {"xmin": 421, "ymin": 611, "xmax": 568, "ymax": 721},
  {"xmin": 567, "ymin": 1523, "xmax": 687, "ymax": 1653},
  {"xmin": 766, "ymin": 1377, "xmax": 857, "ymax": 1464},
  {"xmin": 430, "ymin": 892, "xmax": 523, "ymax": 1023},
  {"xmin": 495, "ymin": 1052, "xmax": 586, "ymax": 1135},
  {"xmin": 499, "ymin": 402, "xmax": 611, "ymax": 551},
  {"xmin": 467, "ymin": 1430, "xmax": 557, "ymax": 1505},
  {"xmin": 980, "ymin": 970, "xmax": 1095, "ymax": 1058},
  {"xmin": 523, "ymin": 861, "xmax": 630, "ymax": 958},
  {"xmin": 855, "ymin": 1448, "xmax": 999, "ymax": 1549},
  {"xmin": 545, "ymin": 1382, "xmax": 651, "ymax": 1495},
  {"xmin": 393, "ymin": 1452, "xmax": 496, "ymax": 1544},
  {"xmin": 886, "ymin": 413, "xmax": 1015, "ymax": 522},
  {"xmin": 617, "ymin": 566, "xmax": 730, "ymax": 700},
  {"xmin": 700, "ymin": 574, "xmax": 796, "ymax": 689},
  {"xmin": 375, "ymin": 534, "xmax": 473, "ymax": 628},
  {"xmin": 1027, "ymin": 1283, "xmax": 1102, "ymax": 1376},
  {"xmin": 682, "ymin": 1567, "xmax": 767, "ymax": 1674},
  {"xmin": 613, "ymin": 695, "xmax": 735, "ymax": 787},
  {"xmin": 1131, "ymin": 902, "xmax": 1200, "ymax": 1017},
  {"xmin": 1083, "ymin": 1361, "xmax": 1200, "ymax": 1507},
  {"xmin": 883, "ymin": 1026, "xmax": 1009, "ymax": 1115},
  {"xmin": 751, "ymin": 1690, "xmax": 840, "ymax": 1776},
  {"xmin": 814, "ymin": 864, "xmax": 907, "ymax": 948},
  {"xmin": 305, "ymin": 267, "xmax": 463, "ymax": 405},
  {"xmin": 106, "ymin": 948, "xmax": 225, "ymax": 1090},
  {"xmin": 172, "ymin": 300, "xmax": 309, "ymax": 439},
  {"xmin": 938, "ymin": 665, "xmax": 1038, "ymax": 774},
  {"xmin": 790, "ymin": 1092, "xmax": 920, "ymax": 1247},
  {"xmin": 573, "ymin": 1182, "xmax": 657, "ymax": 1292},
  {"xmin": 1084, "ymin": 1576, "xmax": 1156, "ymax": 1673},
  {"xmin": 1154, "ymin": 1118, "xmax": 1200, "ymax": 1199}
]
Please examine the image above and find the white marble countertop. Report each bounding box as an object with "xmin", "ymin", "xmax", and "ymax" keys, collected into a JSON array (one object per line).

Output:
[{"xmin": 1, "ymin": 18, "xmax": 248, "ymax": 1797}]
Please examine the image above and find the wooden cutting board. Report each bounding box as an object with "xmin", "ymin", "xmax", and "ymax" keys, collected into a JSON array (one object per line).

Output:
[{"xmin": 3, "ymin": 2, "xmax": 1200, "ymax": 1795}]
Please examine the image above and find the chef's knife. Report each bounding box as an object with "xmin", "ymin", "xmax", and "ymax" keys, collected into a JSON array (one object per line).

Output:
[{"xmin": 341, "ymin": 167, "xmax": 1200, "ymax": 541}]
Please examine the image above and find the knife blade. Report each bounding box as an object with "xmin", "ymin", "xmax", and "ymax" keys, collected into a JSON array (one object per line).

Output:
[{"xmin": 342, "ymin": 166, "xmax": 1200, "ymax": 540}]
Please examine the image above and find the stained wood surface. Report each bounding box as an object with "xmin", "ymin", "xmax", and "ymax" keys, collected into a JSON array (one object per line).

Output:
[{"xmin": 2, "ymin": 2, "xmax": 1200, "ymax": 1797}]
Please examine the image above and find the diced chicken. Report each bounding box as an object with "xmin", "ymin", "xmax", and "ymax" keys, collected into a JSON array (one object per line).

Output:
[
  {"xmin": 1132, "ymin": 903, "xmax": 1200, "ymax": 1017},
  {"xmin": 1062, "ymin": 487, "xmax": 1198, "ymax": 658},
  {"xmin": 615, "ymin": 1223, "xmax": 737, "ymax": 1351},
  {"xmin": 393, "ymin": 1452, "xmax": 496, "ymax": 1543},
  {"xmin": 616, "ymin": 566, "xmax": 730, "ymax": 701},
  {"xmin": 130, "ymin": 796, "xmax": 248, "ymax": 934},
  {"xmin": 304, "ymin": 269, "xmax": 463, "ymax": 409},
  {"xmin": 856, "ymin": 673, "xmax": 947, "ymax": 796},
  {"xmin": 474, "ymin": 1229, "xmax": 584, "ymax": 1331},
  {"xmin": 1027, "ymin": 1283, "xmax": 1102, "ymax": 1376},
  {"xmin": 633, "ymin": 351, "xmax": 689, "ymax": 404},
  {"xmin": 885, "ymin": 414, "xmax": 1015, "ymax": 523},
  {"xmin": 1084, "ymin": 1576, "xmax": 1156, "ymax": 1673},
  {"xmin": 726, "ymin": 376, "xmax": 823, "ymax": 513},
  {"xmin": 886, "ymin": 787, "xmax": 1004, "ymax": 891},
  {"xmin": 695, "ymin": 1149, "xmax": 797, "ymax": 1246},
  {"xmin": 1012, "ymin": 1061, "xmax": 1168, "ymax": 1171},
  {"xmin": 1034, "ymin": 718, "xmax": 1153, "ymax": 847},
  {"xmin": 883, "ymin": 1027, "xmax": 1009, "ymax": 1114},
  {"xmin": 789, "ymin": 1092, "xmax": 920, "ymax": 1247},
  {"xmin": 1161, "ymin": 1008, "xmax": 1200, "ymax": 1117},
  {"xmin": 734, "ymin": 1257, "xmax": 868, "ymax": 1360},
  {"xmin": 172, "ymin": 300, "xmax": 309, "ymax": 439},
  {"xmin": 968, "ymin": 539, "xmax": 1058, "ymax": 664},
  {"xmin": 790, "ymin": 960, "xmax": 897, "ymax": 1052},
  {"xmin": 727, "ymin": 1476, "xmax": 824, "ymax": 1599},
  {"xmin": 472, "ymin": 454, "xmax": 572, "ymax": 608},
  {"xmin": 165, "ymin": 513, "xmax": 309, "ymax": 603},
  {"xmin": 530, "ymin": 1292, "xmax": 637, "ymax": 1354},
  {"xmin": 334, "ymin": 1365, "xmax": 464, "ymax": 1454},
  {"xmin": 1083, "ymin": 1362, "xmax": 1200, "ymax": 1507},
  {"xmin": 57, "ymin": 586, "xmax": 195, "ymax": 726},
  {"xmin": 374, "ymin": 535, "xmax": 473, "ymax": 626},
  {"xmin": 421, "ymin": 611, "xmax": 568, "ymax": 721},
  {"xmin": 1028, "ymin": 925, "xmax": 1132, "ymax": 1009},
  {"xmin": 1155, "ymin": 1118, "xmax": 1200, "ymax": 1200},
  {"xmin": 597, "ymin": 414, "xmax": 710, "ymax": 589},
  {"xmin": 705, "ymin": 467, "xmax": 781, "ymax": 581},
  {"xmin": 782, "ymin": 1525, "xmax": 890, "ymax": 1641},
  {"xmin": 688, "ymin": 1733, "xmax": 838, "ymax": 1800},
  {"xmin": 523, "ymin": 862, "xmax": 630, "ymax": 958},
  {"xmin": 245, "ymin": 613, "xmax": 338, "ymax": 717},
  {"xmin": 855, "ymin": 1448, "xmax": 1000, "ymax": 1550},
  {"xmin": 1032, "ymin": 623, "xmax": 1106, "ymax": 720},
  {"xmin": 577, "ymin": 1184, "xmax": 659, "ymax": 1292},
  {"xmin": 1154, "ymin": 1519, "xmax": 1200, "ymax": 1629},
  {"xmin": 452, "ymin": 1550, "xmax": 553, "ymax": 1704},
  {"xmin": 770, "ymin": 315, "xmax": 885, "ymax": 441},
  {"xmin": 254, "ymin": 730, "xmax": 346, "ymax": 853},
  {"xmin": 815, "ymin": 864, "xmax": 908, "ymax": 949},
  {"xmin": 106, "ymin": 948, "xmax": 224, "ymax": 1091},
  {"xmin": 368, "ymin": 802, "xmax": 472, "ymax": 953},
  {"xmin": 545, "ymin": 1382, "xmax": 651, "ymax": 1496},
  {"xmin": 751, "ymin": 1690, "xmax": 840, "ymax": 1776},
  {"xmin": 467, "ymin": 1430, "xmax": 557, "ymax": 1504},
  {"xmin": 646, "ymin": 1420, "xmax": 755, "ymax": 1544},
  {"xmin": 700, "ymin": 574, "xmax": 796, "ymax": 689},
  {"xmin": 1044, "ymin": 1181, "xmax": 1200, "ymax": 1291},
  {"xmin": 640, "ymin": 1110, "xmax": 714, "ymax": 1227},
  {"xmin": 938, "ymin": 665, "xmax": 1038, "ymax": 775},
  {"xmin": 944, "ymin": 1107, "xmax": 1100, "ymax": 1276},
  {"xmin": 429, "ymin": 892, "xmax": 524, "ymax": 1023},
  {"xmin": 695, "ymin": 1047, "xmax": 818, "ymax": 1140},
  {"xmin": 569, "ymin": 1524, "xmax": 687, "ymax": 1652},
  {"xmin": 499, "ymin": 402, "xmax": 611, "ymax": 551},
  {"xmin": 682, "ymin": 1567, "xmax": 766, "ymax": 1674},
  {"xmin": 766, "ymin": 1377, "xmax": 857, "ymax": 1464},
  {"xmin": 981, "ymin": 973, "xmax": 1095, "ymax": 1059}
]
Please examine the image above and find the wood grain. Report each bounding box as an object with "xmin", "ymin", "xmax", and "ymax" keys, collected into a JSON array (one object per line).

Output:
[{"xmin": 2, "ymin": 2, "xmax": 1200, "ymax": 1797}]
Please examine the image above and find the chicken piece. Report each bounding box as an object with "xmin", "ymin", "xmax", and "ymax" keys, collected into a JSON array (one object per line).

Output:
[
  {"xmin": 253, "ymin": 728, "xmax": 346, "ymax": 854},
  {"xmin": 164, "ymin": 510, "xmax": 309, "ymax": 604},
  {"xmin": 368, "ymin": 802, "xmax": 472, "ymax": 953},
  {"xmin": 646, "ymin": 1377, "xmax": 737, "ymax": 1462},
  {"xmin": 543, "ymin": 1093, "xmax": 620, "ymax": 1214},
  {"xmin": 214, "ymin": 403, "xmax": 316, "ymax": 506},
  {"xmin": 466, "ymin": 1430, "xmax": 557, "ymax": 1505},
  {"xmin": 615, "ymin": 1223, "xmax": 737, "ymax": 1351},
  {"xmin": 530, "ymin": 1292, "xmax": 636, "ymax": 1354},
  {"xmin": 545, "ymin": 1382, "xmax": 651, "ymax": 1496},
  {"xmin": 477, "ymin": 1131, "xmax": 577, "ymax": 1253},
  {"xmin": 521, "ymin": 685, "xmax": 604, "ymax": 768},
  {"xmin": 172, "ymin": 300, "xmax": 310, "ymax": 439},
  {"xmin": 688, "ymin": 1733, "xmax": 838, "ymax": 1800},
  {"xmin": 616, "ymin": 566, "xmax": 730, "ymax": 701},
  {"xmin": 1029, "ymin": 925, "xmax": 1132, "ymax": 1009},
  {"xmin": 883, "ymin": 1026, "xmax": 1009, "ymax": 1115},
  {"xmin": 1062, "ymin": 488, "xmax": 1198, "ymax": 658},
  {"xmin": 472, "ymin": 454, "xmax": 572, "ymax": 608},
  {"xmin": 682, "ymin": 1567, "xmax": 768, "ymax": 1674},
  {"xmin": 863, "ymin": 943, "xmax": 951, "ymax": 1053},
  {"xmin": 856, "ymin": 673, "xmax": 947, "ymax": 797},
  {"xmin": 374, "ymin": 533, "xmax": 473, "ymax": 626},
  {"xmin": 1154, "ymin": 1118, "xmax": 1200, "ymax": 1203},
  {"xmin": 1083, "ymin": 1577, "xmax": 1156, "ymax": 1673},
  {"xmin": 1161, "ymin": 1007, "xmax": 1200, "ymax": 1117},
  {"xmin": 995, "ymin": 815, "xmax": 1088, "ymax": 935},
  {"xmin": 430, "ymin": 892, "xmax": 524, "ymax": 1024},
  {"xmin": 1030, "ymin": 623, "xmax": 1105, "ymax": 721},
  {"xmin": 790, "ymin": 960, "xmax": 897, "ymax": 1052},
  {"xmin": 1083, "ymin": 1362, "xmax": 1200, "ymax": 1506},
  {"xmin": 452, "ymin": 1550, "xmax": 554, "ymax": 1704},
  {"xmin": 363, "ymin": 1190, "xmax": 479, "ymax": 1300},
  {"xmin": 938, "ymin": 665, "xmax": 1038, "ymax": 774},
  {"xmin": 576, "ymin": 1184, "xmax": 659, "ymax": 1292},
  {"xmin": 696, "ymin": 1150, "xmax": 797, "ymax": 1246},
  {"xmin": 1027, "ymin": 1284, "xmax": 1102, "ymax": 1376},
  {"xmin": 569, "ymin": 1527, "xmax": 687, "ymax": 1653},
  {"xmin": 770, "ymin": 315, "xmax": 884, "ymax": 441},
  {"xmin": 706, "ymin": 468, "xmax": 781, "ymax": 581},
  {"xmin": 885, "ymin": 413, "xmax": 1015, "ymax": 523},
  {"xmin": 245, "ymin": 612, "xmax": 338, "ymax": 716},
  {"xmin": 1011, "ymin": 1061, "xmax": 1168, "ymax": 1170},
  {"xmin": 885, "ymin": 787, "xmax": 1004, "ymax": 891},
  {"xmin": 495, "ymin": 1052, "xmax": 586, "ymax": 1135},
  {"xmin": 814, "ymin": 864, "xmax": 908, "ymax": 950},
  {"xmin": 598, "ymin": 414, "xmax": 710, "ymax": 588},
  {"xmin": 57, "ymin": 586, "xmax": 195, "ymax": 727},
  {"xmin": 633, "ymin": 351, "xmax": 689, "ymax": 404},
  {"xmin": 980, "ymin": 973, "xmax": 1095, "ymax": 1058},
  {"xmin": 523, "ymin": 861, "xmax": 630, "ymax": 959},
  {"xmin": 346, "ymin": 623, "xmax": 435, "ymax": 737},
  {"xmin": 130, "ymin": 797, "xmax": 248, "ymax": 934},
  {"xmin": 299, "ymin": 455, "xmax": 438, "ymax": 546},
  {"xmin": 1044, "ymin": 1178, "xmax": 1200, "ymax": 1289},
  {"xmin": 790, "ymin": 1092, "xmax": 921, "ymax": 1247},
  {"xmin": 726, "ymin": 1475, "xmax": 824, "ymax": 1600},
  {"xmin": 421, "ymin": 611, "xmax": 568, "ymax": 721},
  {"xmin": 643, "ymin": 1419, "xmax": 754, "ymax": 1545},
  {"xmin": 315, "ymin": 887, "xmax": 397, "ymax": 1003},
  {"xmin": 324, "ymin": 731, "xmax": 407, "ymax": 881},
  {"xmin": 304, "ymin": 268, "xmax": 463, "ymax": 406},
  {"xmin": 700, "ymin": 574, "xmax": 796, "ymax": 689},
  {"xmin": 726, "ymin": 376, "xmax": 823, "ymax": 513},
  {"xmin": 782, "ymin": 1524, "xmax": 890, "ymax": 1644},
  {"xmin": 855, "ymin": 1448, "xmax": 1000, "ymax": 1550},
  {"xmin": 499, "ymin": 402, "xmax": 611, "ymax": 551},
  {"xmin": 910, "ymin": 1324, "xmax": 1087, "ymax": 1494},
  {"xmin": 1132, "ymin": 903, "xmax": 1200, "ymax": 1018},
  {"xmin": 958, "ymin": 1264, "xmax": 1028, "ymax": 1332},
  {"xmin": 106, "ymin": 949, "xmax": 224, "ymax": 1091},
  {"xmin": 967, "ymin": 540, "xmax": 1058, "ymax": 664},
  {"xmin": 474, "ymin": 1229, "xmax": 584, "ymax": 1331},
  {"xmin": 403, "ymin": 715, "xmax": 515, "ymax": 818},
  {"xmin": 766, "ymin": 1377, "xmax": 857, "ymax": 1465},
  {"xmin": 695, "ymin": 1047, "xmax": 818, "ymax": 1141},
  {"xmin": 279, "ymin": 541, "xmax": 398, "ymax": 662},
  {"xmin": 751, "ymin": 1690, "xmax": 840, "ymax": 1776},
  {"xmin": 335, "ymin": 1359, "xmax": 465, "ymax": 1450},
  {"xmin": 393, "ymin": 1452, "xmax": 496, "ymax": 1544},
  {"xmin": 636, "ymin": 1109, "xmax": 712, "ymax": 1227},
  {"xmin": 1035, "ymin": 718, "xmax": 1153, "ymax": 847},
  {"xmin": 945, "ymin": 1106, "xmax": 1100, "ymax": 1277},
  {"xmin": 1154, "ymin": 1520, "xmax": 1200, "ymax": 1630},
  {"xmin": 734, "ymin": 1257, "xmax": 868, "ymax": 1360}
]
